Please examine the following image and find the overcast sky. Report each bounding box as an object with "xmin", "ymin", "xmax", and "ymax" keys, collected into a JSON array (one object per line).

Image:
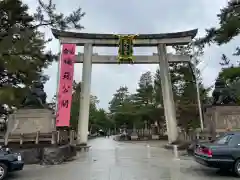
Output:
[{"xmin": 24, "ymin": 0, "xmax": 239, "ymax": 109}]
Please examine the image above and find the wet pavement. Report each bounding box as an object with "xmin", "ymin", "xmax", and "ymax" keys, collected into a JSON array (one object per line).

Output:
[{"xmin": 11, "ymin": 137, "xmax": 238, "ymax": 180}]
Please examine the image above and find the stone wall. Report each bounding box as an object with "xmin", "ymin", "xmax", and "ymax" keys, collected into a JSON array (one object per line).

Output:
[{"xmin": 12, "ymin": 144, "xmax": 76, "ymax": 165}]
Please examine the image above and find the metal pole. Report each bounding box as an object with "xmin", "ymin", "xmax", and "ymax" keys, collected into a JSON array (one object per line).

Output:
[
  {"xmin": 54, "ymin": 44, "xmax": 62, "ymax": 127},
  {"xmin": 192, "ymin": 49, "xmax": 204, "ymax": 131}
]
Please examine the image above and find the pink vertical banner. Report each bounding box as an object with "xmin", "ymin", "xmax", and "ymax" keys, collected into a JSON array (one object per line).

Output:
[{"xmin": 56, "ymin": 44, "xmax": 76, "ymax": 127}]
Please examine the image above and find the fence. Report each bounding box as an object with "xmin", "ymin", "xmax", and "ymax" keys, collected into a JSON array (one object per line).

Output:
[
  {"xmin": 2, "ymin": 130, "xmax": 77, "ymax": 146},
  {"xmin": 122, "ymin": 128, "xmax": 167, "ymax": 140},
  {"xmin": 124, "ymin": 128, "xmax": 209, "ymax": 142}
]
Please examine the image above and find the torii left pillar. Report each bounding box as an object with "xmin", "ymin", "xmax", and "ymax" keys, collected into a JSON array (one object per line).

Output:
[
  {"xmin": 157, "ymin": 44, "xmax": 178, "ymax": 143},
  {"xmin": 77, "ymin": 43, "xmax": 93, "ymax": 145}
]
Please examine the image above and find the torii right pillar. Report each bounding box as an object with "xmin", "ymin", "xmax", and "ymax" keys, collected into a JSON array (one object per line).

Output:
[{"xmin": 157, "ymin": 44, "xmax": 178, "ymax": 143}]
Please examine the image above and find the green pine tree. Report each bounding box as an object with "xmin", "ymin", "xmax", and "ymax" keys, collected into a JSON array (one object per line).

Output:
[{"xmin": 0, "ymin": 0, "xmax": 85, "ymax": 109}]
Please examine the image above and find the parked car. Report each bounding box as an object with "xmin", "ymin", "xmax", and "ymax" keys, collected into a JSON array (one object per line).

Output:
[
  {"xmin": 0, "ymin": 148, "xmax": 24, "ymax": 179},
  {"xmin": 187, "ymin": 132, "xmax": 227, "ymax": 155},
  {"xmin": 194, "ymin": 131, "xmax": 240, "ymax": 176}
]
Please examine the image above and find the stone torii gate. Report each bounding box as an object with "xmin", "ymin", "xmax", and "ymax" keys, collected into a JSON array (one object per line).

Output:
[{"xmin": 52, "ymin": 29, "xmax": 198, "ymax": 145}]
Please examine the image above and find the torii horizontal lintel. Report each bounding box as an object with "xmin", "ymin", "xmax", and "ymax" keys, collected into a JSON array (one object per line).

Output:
[
  {"xmin": 52, "ymin": 29, "xmax": 198, "ymax": 46},
  {"xmin": 74, "ymin": 53, "xmax": 190, "ymax": 64}
]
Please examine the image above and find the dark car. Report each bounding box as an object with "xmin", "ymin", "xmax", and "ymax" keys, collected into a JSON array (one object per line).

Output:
[
  {"xmin": 187, "ymin": 132, "xmax": 227, "ymax": 155},
  {"xmin": 194, "ymin": 131, "xmax": 240, "ymax": 176},
  {"xmin": 0, "ymin": 148, "xmax": 24, "ymax": 179}
]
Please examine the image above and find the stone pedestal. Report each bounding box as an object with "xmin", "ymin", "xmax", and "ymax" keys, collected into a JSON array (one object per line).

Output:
[
  {"xmin": 130, "ymin": 135, "xmax": 138, "ymax": 140},
  {"xmin": 151, "ymin": 124, "xmax": 159, "ymax": 140},
  {"xmin": 130, "ymin": 128, "xmax": 138, "ymax": 140},
  {"xmin": 204, "ymin": 106, "xmax": 240, "ymax": 136},
  {"xmin": 152, "ymin": 135, "xmax": 159, "ymax": 140},
  {"xmin": 6, "ymin": 109, "xmax": 55, "ymax": 136}
]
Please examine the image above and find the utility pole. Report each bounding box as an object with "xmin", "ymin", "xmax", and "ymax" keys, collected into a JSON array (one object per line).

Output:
[{"xmin": 192, "ymin": 48, "xmax": 204, "ymax": 131}]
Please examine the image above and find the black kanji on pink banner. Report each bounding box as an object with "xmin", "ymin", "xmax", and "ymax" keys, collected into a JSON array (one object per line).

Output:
[
  {"xmin": 62, "ymin": 84, "xmax": 70, "ymax": 93},
  {"xmin": 62, "ymin": 72, "xmax": 72, "ymax": 80},
  {"xmin": 63, "ymin": 47, "xmax": 74, "ymax": 55},
  {"xmin": 64, "ymin": 58, "xmax": 73, "ymax": 65},
  {"xmin": 61, "ymin": 99, "xmax": 69, "ymax": 108}
]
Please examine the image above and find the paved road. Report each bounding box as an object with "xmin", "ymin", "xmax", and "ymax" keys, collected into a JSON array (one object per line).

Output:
[{"xmin": 10, "ymin": 137, "xmax": 238, "ymax": 180}]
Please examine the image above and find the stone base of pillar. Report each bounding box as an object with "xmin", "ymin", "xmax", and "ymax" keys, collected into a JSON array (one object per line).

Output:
[
  {"xmin": 75, "ymin": 144, "xmax": 90, "ymax": 152},
  {"xmin": 77, "ymin": 142, "xmax": 87, "ymax": 146}
]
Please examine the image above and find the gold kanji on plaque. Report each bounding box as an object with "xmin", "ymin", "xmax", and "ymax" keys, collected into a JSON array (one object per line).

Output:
[{"xmin": 115, "ymin": 34, "xmax": 137, "ymax": 64}]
